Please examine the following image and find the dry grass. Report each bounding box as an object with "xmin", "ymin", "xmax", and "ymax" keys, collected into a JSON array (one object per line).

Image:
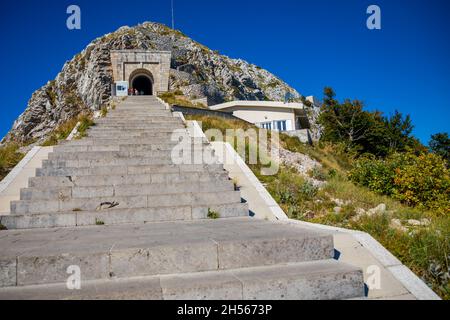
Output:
[
  {"xmin": 159, "ymin": 91, "xmax": 207, "ymax": 109},
  {"xmin": 0, "ymin": 143, "xmax": 24, "ymax": 181},
  {"xmin": 41, "ymin": 113, "xmax": 94, "ymax": 146}
]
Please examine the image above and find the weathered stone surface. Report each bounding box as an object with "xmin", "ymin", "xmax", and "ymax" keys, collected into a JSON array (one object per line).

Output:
[
  {"xmin": 237, "ymin": 260, "xmax": 364, "ymax": 300},
  {"xmin": 17, "ymin": 253, "xmax": 110, "ymax": 286},
  {"xmin": 161, "ymin": 270, "xmax": 242, "ymax": 300},
  {"xmin": 0, "ymin": 260, "xmax": 364, "ymax": 300},
  {"xmin": 0, "ymin": 259, "xmax": 16, "ymax": 287}
]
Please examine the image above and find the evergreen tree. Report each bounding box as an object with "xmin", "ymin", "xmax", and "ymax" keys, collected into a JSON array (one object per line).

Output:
[
  {"xmin": 318, "ymin": 87, "xmax": 418, "ymax": 156},
  {"xmin": 429, "ymin": 132, "xmax": 450, "ymax": 162}
]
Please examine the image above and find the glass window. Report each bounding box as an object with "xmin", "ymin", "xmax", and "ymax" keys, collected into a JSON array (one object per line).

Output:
[
  {"xmin": 274, "ymin": 120, "xmax": 287, "ymax": 131},
  {"xmin": 261, "ymin": 122, "xmax": 272, "ymax": 130}
]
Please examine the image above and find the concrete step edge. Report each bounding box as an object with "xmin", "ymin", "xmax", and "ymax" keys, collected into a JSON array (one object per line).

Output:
[
  {"xmin": 29, "ymin": 172, "xmax": 229, "ymax": 187},
  {"xmin": 0, "ymin": 260, "xmax": 364, "ymax": 300},
  {"xmin": 10, "ymin": 190, "xmax": 243, "ymax": 214},
  {"xmin": 20, "ymin": 180, "xmax": 235, "ymax": 201},
  {"xmin": 1, "ymin": 202, "xmax": 249, "ymax": 230}
]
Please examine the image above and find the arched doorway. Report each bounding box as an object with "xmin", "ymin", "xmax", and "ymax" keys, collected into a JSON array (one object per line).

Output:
[{"xmin": 129, "ymin": 69, "xmax": 154, "ymax": 95}]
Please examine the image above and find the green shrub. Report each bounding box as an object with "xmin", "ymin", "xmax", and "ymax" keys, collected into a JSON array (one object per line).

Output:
[
  {"xmin": 349, "ymin": 155, "xmax": 398, "ymax": 194},
  {"xmin": 309, "ymin": 166, "xmax": 328, "ymax": 181},
  {"xmin": 268, "ymin": 168, "xmax": 318, "ymax": 204},
  {"xmin": 299, "ymin": 181, "xmax": 319, "ymax": 199},
  {"xmin": 350, "ymin": 151, "xmax": 450, "ymax": 215},
  {"xmin": 328, "ymin": 168, "xmax": 337, "ymax": 178},
  {"xmin": 207, "ymin": 209, "xmax": 220, "ymax": 219}
]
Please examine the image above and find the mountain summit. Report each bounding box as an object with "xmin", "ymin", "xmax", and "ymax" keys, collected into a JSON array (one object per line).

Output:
[{"xmin": 3, "ymin": 22, "xmax": 300, "ymax": 144}]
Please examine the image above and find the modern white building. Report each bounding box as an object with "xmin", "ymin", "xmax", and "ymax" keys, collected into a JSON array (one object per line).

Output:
[{"xmin": 208, "ymin": 97, "xmax": 320, "ymax": 142}]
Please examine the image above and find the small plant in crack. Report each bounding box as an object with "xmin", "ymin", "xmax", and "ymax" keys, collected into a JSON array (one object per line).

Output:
[
  {"xmin": 207, "ymin": 208, "xmax": 220, "ymax": 219},
  {"xmin": 95, "ymin": 218, "xmax": 105, "ymax": 226}
]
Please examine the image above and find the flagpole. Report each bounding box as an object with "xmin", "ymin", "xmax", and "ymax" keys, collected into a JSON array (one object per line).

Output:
[{"xmin": 171, "ymin": 0, "xmax": 175, "ymax": 30}]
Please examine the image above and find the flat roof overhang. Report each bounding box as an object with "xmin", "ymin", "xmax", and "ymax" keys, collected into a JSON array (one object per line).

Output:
[{"xmin": 209, "ymin": 100, "xmax": 306, "ymax": 111}]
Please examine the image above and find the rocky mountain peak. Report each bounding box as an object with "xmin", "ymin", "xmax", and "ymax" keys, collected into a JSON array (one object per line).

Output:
[{"xmin": 2, "ymin": 22, "xmax": 301, "ymax": 145}]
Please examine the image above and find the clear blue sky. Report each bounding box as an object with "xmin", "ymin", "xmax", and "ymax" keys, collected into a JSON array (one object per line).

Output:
[{"xmin": 0, "ymin": 0, "xmax": 449, "ymax": 144}]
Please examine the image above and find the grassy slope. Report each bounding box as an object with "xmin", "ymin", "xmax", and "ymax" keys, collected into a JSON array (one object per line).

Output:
[
  {"xmin": 0, "ymin": 143, "xmax": 24, "ymax": 181},
  {"xmin": 186, "ymin": 114, "xmax": 449, "ymax": 299},
  {"xmin": 159, "ymin": 91, "xmax": 207, "ymax": 109},
  {"xmin": 0, "ymin": 113, "xmax": 95, "ymax": 183}
]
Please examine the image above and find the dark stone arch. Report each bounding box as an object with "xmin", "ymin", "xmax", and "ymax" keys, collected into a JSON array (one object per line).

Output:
[{"xmin": 129, "ymin": 69, "xmax": 154, "ymax": 95}]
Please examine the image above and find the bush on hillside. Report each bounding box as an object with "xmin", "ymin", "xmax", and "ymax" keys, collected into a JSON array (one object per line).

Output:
[{"xmin": 350, "ymin": 151, "xmax": 450, "ymax": 214}]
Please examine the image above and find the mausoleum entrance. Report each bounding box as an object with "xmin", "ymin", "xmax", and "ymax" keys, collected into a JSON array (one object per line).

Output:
[
  {"xmin": 111, "ymin": 50, "xmax": 171, "ymax": 97},
  {"xmin": 130, "ymin": 73, "xmax": 153, "ymax": 96}
]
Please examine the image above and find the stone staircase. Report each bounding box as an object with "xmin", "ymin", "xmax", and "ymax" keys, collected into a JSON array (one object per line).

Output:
[{"xmin": 0, "ymin": 96, "xmax": 365, "ymax": 300}]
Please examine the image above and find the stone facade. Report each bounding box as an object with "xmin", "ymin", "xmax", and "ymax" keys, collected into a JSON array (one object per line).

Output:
[{"xmin": 110, "ymin": 50, "xmax": 171, "ymax": 94}]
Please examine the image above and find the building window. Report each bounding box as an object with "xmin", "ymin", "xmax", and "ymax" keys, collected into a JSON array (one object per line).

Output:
[
  {"xmin": 261, "ymin": 122, "xmax": 272, "ymax": 130},
  {"xmin": 274, "ymin": 120, "xmax": 287, "ymax": 132}
]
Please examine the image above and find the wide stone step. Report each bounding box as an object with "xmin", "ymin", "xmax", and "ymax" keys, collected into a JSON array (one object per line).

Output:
[
  {"xmin": 95, "ymin": 117, "xmax": 180, "ymax": 122},
  {"xmin": 0, "ymin": 259, "xmax": 364, "ymax": 300},
  {"xmin": 87, "ymin": 127, "xmax": 187, "ymax": 133},
  {"xmin": 36, "ymin": 163, "xmax": 225, "ymax": 177},
  {"xmin": 106, "ymin": 113, "xmax": 171, "ymax": 118},
  {"xmin": 93, "ymin": 123, "xmax": 182, "ymax": 129},
  {"xmin": 49, "ymin": 147, "xmax": 214, "ymax": 160},
  {"xmin": 84, "ymin": 133, "xmax": 187, "ymax": 140},
  {"xmin": 0, "ymin": 218, "xmax": 336, "ymax": 287},
  {"xmin": 42, "ymin": 157, "xmax": 176, "ymax": 168},
  {"xmin": 90, "ymin": 125, "xmax": 186, "ymax": 130},
  {"xmin": 29, "ymin": 171, "xmax": 228, "ymax": 188},
  {"xmin": 20, "ymin": 180, "xmax": 234, "ymax": 201},
  {"xmin": 1, "ymin": 202, "xmax": 249, "ymax": 229},
  {"xmin": 11, "ymin": 190, "xmax": 242, "ymax": 214},
  {"xmin": 60, "ymin": 137, "xmax": 205, "ymax": 146},
  {"xmin": 95, "ymin": 118, "xmax": 182, "ymax": 124},
  {"xmin": 108, "ymin": 110, "xmax": 170, "ymax": 115},
  {"xmin": 47, "ymin": 150, "xmax": 190, "ymax": 160},
  {"xmin": 86, "ymin": 128, "xmax": 188, "ymax": 134},
  {"xmin": 93, "ymin": 122, "xmax": 183, "ymax": 128},
  {"xmin": 97, "ymin": 119, "xmax": 178, "ymax": 124},
  {"xmin": 53, "ymin": 143, "xmax": 209, "ymax": 153},
  {"xmin": 42, "ymin": 155, "xmax": 218, "ymax": 169}
]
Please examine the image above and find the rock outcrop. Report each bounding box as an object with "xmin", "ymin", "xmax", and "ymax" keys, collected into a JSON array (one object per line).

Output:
[{"xmin": 2, "ymin": 22, "xmax": 302, "ymax": 145}]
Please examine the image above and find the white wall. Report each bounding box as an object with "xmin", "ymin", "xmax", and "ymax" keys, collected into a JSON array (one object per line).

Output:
[{"xmin": 230, "ymin": 107, "xmax": 296, "ymax": 131}]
